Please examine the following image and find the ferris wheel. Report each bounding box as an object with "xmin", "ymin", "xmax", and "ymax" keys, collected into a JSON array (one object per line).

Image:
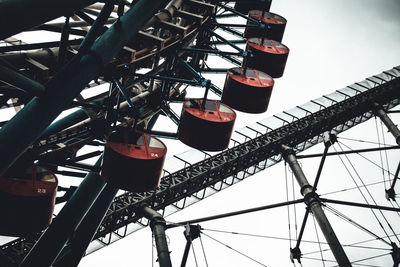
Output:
[{"xmin": 0, "ymin": 0, "xmax": 399, "ymax": 266}]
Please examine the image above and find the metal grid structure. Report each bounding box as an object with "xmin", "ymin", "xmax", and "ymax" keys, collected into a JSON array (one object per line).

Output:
[
  {"xmin": 0, "ymin": 0, "xmax": 400, "ymax": 266},
  {"xmin": 1, "ymin": 65, "xmax": 399, "ymax": 265}
]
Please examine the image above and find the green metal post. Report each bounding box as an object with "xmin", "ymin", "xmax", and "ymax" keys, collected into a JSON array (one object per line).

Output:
[
  {"xmin": 53, "ymin": 184, "xmax": 119, "ymax": 267},
  {"xmin": 40, "ymin": 109, "xmax": 89, "ymax": 137},
  {"xmin": 0, "ymin": 64, "xmax": 45, "ymax": 96}
]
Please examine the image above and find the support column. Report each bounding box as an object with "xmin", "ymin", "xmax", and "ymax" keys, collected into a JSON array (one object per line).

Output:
[
  {"xmin": 180, "ymin": 224, "xmax": 201, "ymax": 267},
  {"xmin": 374, "ymin": 104, "xmax": 400, "ymax": 145},
  {"xmin": 141, "ymin": 207, "xmax": 172, "ymax": 267},
  {"xmin": 281, "ymin": 145, "xmax": 352, "ymax": 267}
]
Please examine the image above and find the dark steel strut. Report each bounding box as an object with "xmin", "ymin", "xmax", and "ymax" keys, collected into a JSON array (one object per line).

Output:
[
  {"xmin": 282, "ymin": 145, "xmax": 352, "ymax": 267},
  {"xmin": 141, "ymin": 207, "xmax": 172, "ymax": 267}
]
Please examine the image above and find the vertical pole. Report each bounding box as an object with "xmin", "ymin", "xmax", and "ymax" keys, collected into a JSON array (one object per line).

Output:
[
  {"xmin": 180, "ymin": 238, "xmax": 192, "ymax": 267},
  {"xmin": 374, "ymin": 104, "xmax": 400, "ymax": 145},
  {"xmin": 141, "ymin": 207, "xmax": 172, "ymax": 267},
  {"xmin": 281, "ymin": 145, "xmax": 352, "ymax": 266}
]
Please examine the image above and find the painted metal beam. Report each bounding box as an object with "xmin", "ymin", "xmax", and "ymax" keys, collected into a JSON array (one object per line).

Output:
[
  {"xmin": 320, "ymin": 197, "xmax": 400, "ymax": 212},
  {"xmin": 375, "ymin": 104, "xmax": 400, "ymax": 145},
  {"xmin": 0, "ymin": 64, "xmax": 45, "ymax": 96},
  {"xmin": 53, "ymin": 184, "xmax": 119, "ymax": 267},
  {"xmin": 297, "ymin": 145, "xmax": 400, "ymax": 159},
  {"xmin": 40, "ymin": 109, "xmax": 89, "ymax": 138},
  {"xmin": 167, "ymin": 198, "xmax": 304, "ymax": 228}
]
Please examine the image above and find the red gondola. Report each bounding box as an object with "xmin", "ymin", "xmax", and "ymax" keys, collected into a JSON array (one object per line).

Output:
[
  {"xmin": 245, "ymin": 38, "xmax": 289, "ymax": 78},
  {"xmin": 244, "ymin": 10, "xmax": 287, "ymax": 41},
  {"xmin": 101, "ymin": 129, "xmax": 167, "ymax": 192},
  {"xmin": 0, "ymin": 166, "xmax": 58, "ymax": 236},
  {"xmin": 222, "ymin": 67, "xmax": 274, "ymax": 113},
  {"xmin": 234, "ymin": 0, "xmax": 271, "ymax": 15},
  {"xmin": 177, "ymin": 99, "xmax": 236, "ymax": 151}
]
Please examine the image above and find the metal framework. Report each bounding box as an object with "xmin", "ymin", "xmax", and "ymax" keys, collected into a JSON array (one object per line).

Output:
[
  {"xmin": 0, "ymin": 0, "xmax": 399, "ymax": 266},
  {"xmin": 1, "ymin": 65, "xmax": 398, "ymax": 265}
]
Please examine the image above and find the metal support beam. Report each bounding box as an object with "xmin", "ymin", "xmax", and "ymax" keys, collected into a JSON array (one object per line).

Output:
[
  {"xmin": 167, "ymin": 198, "xmax": 304, "ymax": 229},
  {"xmin": 313, "ymin": 132, "xmax": 336, "ymax": 190},
  {"xmin": 33, "ymin": 24, "xmax": 87, "ymax": 36},
  {"xmin": 290, "ymin": 209, "xmax": 310, "ymax": 263},
  {"xmin": 176, "ymin": 55, "xmax": 202, "ymax": 78},
  {"xmin": 386, "ymin": 161, "xmax": 400, "ymax": 201},
  {"xmin": 134, "ymin": 73, "xmax": 200, "ymax": 86},
  {"xmin": 297, "ymin": 145, "xmax": 399, "ymax": 159},
  {"xmin": 161, "ymin": 104, "xmax": 180, "ymax": 125},
  {"xmin": 40, "ymin": 108, "xmax": 89, "ymax": 137},
  {"xmin": 142, "ymin": 129, "xmax": 178, "ymax": 139},
  {"xmin": 58, "ymin": 16, "xmax": 71, "ymax": 68},
  {"xmin": 207, "ymin": 29, "xmax": 244, "ymax": 53},
  {"xmin": 0, "ymin": 0, "xmax": 98, "ymax": 40},
  {"xmin": 215, "ymin": 24, "xmax": 245, "ymax": 38},
  {"xmin": 53, "ymin": 184, "xmax": 119, "ymax": 267},
  {"xmin": 209, "ymin": 39, "xmax": 247, "ymax": 45},
  {"xmin": 181, "ymin": 236, "xmax": 192, "ymax": 267},
  {"xmin": 215, "ymin": 2, "xmax": 259, "ymax": 24},
  {"xmin": 200, "ymin": 68, "xmax": 229, "ymax": 74},
  {"xmin": 0, "ymin": 0, "xmax": 170, "ymax": 175},
  {"xmin": 20, "ymin": 158, "xmax": 106, "ymax": 267},
  {"xmin": 141, "ymin": 207, "xmax": 172, "ymax": 267},
  {"xmin": 180, "ymin": 224, "xmax": 201, "ymax": 267},
  {"xmin": 213, "ymin": 22, "xmax": 259, "ymax": 28},
  {"xmin": 180, "ymin": 47, "xmax": 243, "ymax": 57},
  {"xmin": 0, "ymin": 65, "xmax": 45, "ymax": 96},
  {"xmin": 281, "ymin": 145, "xmax": 352, "ymax": 266},
  {"xmin": 319, "ymin": 198, "xmax": 400, "ymax": 212},
  {"xmin": 375, "ymin": 104, "xmax": 400, "ymax": 145},
  {"xmin": 0, "ymin": 39, "xmax": 83, "ymax": 53},
  {"xmin": 374, "ymin": 104, "xmax": 400, "ymax": 201}
]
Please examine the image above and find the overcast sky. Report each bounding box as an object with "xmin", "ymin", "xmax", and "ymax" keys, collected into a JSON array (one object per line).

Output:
[{"xmin": 5, "ymin": 0, "xmax": 397, "ymax": 266}]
